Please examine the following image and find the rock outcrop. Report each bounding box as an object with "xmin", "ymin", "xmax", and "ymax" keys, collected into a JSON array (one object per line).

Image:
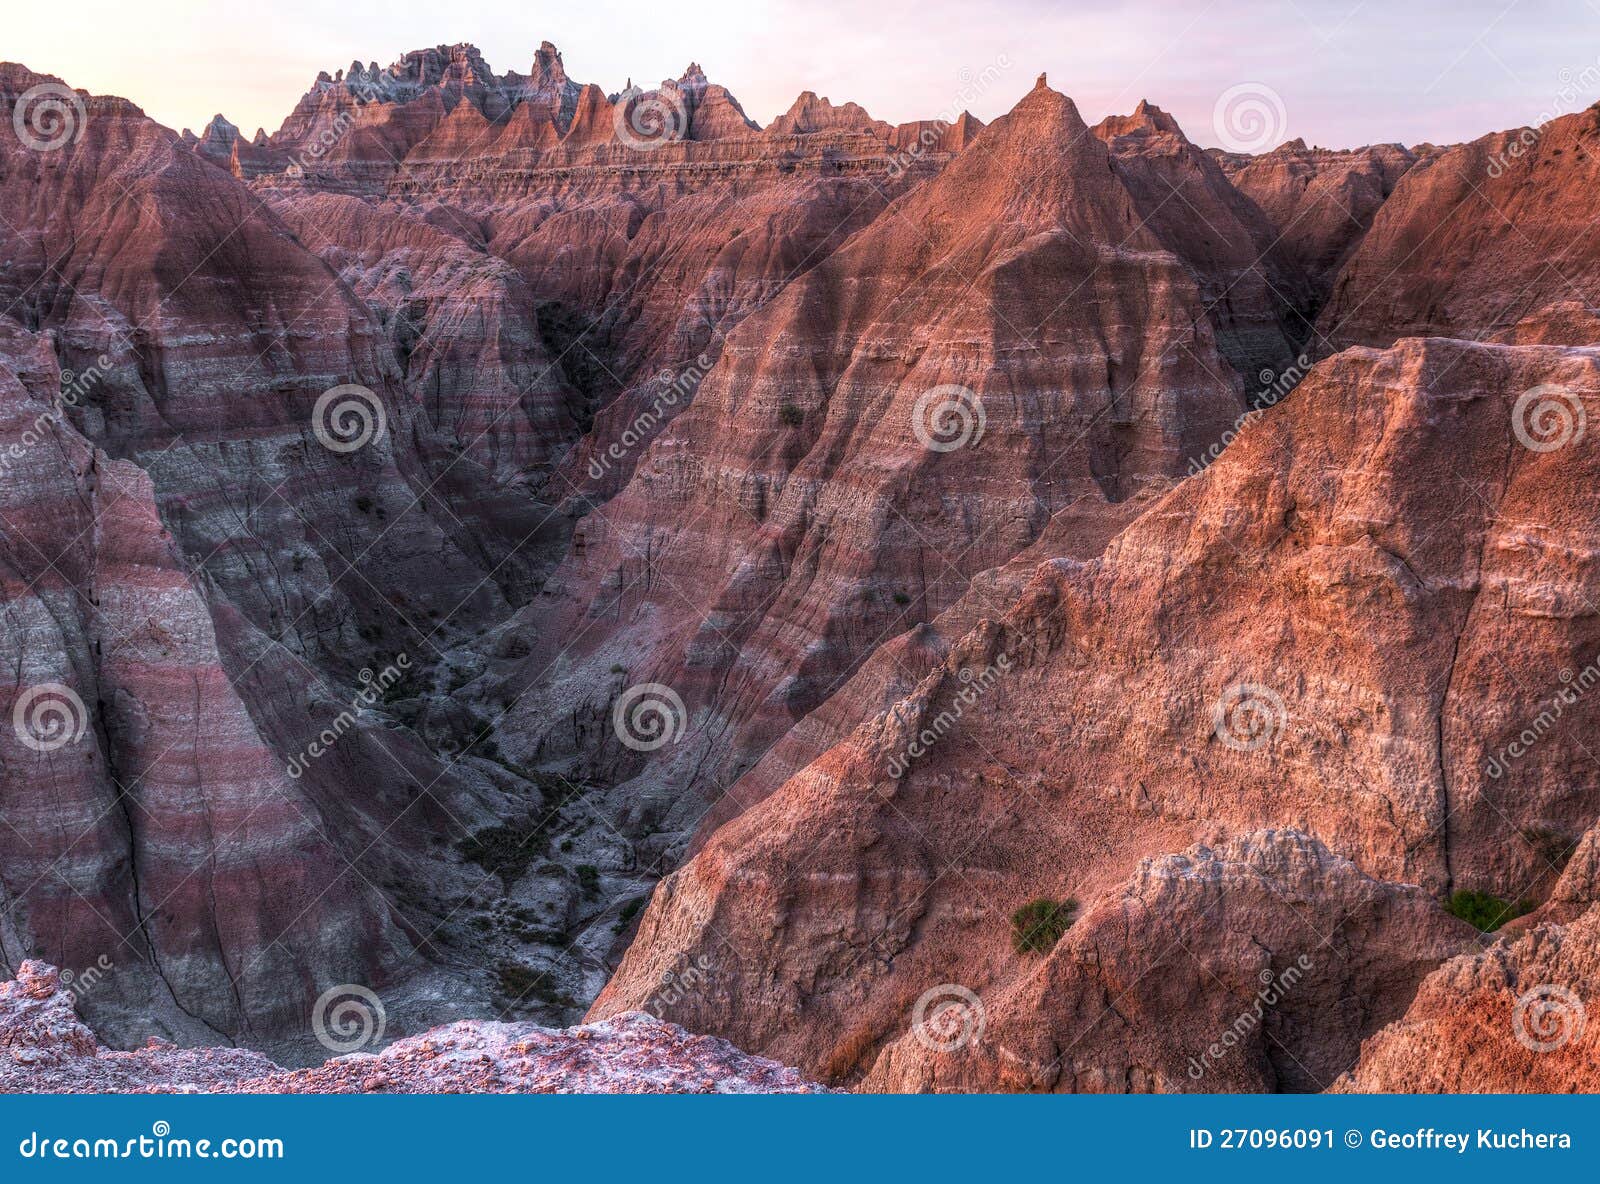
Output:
[
  {"xmin": 1213, "ymin": 138, "xmax": 1417, "ymax": 307},
  {"xmin": 0, "ymin": 962, "xmax": 825, "ymax": 1093},
  {"xmin": 481, "ymin": 77, "xmax": 1255, "ymax": 868},
  {"xmin": 1336, "ymin": 814, "xmax": 1600, "ymax": 1091},
  {"xmin": 1094, "ymin": 102, "xmax": 1315, "ymax": 387},
  {"xmin": 0, "ymin": 45, "xmax": 989, "ymax": 1049},
  {"xmin": 594, "ymin": 336, "xmax": 1600, "ymax": 1088},
  {"xmin": 1320, "ymin": 105, "xmax": 1600, "ymax": 348},
  {"xmin": 865, "ymin": 830, "xmax": 1473, "ymax": 1092},
  {"xmin": 0, "ymin": 61, "xmax": 601, "ymax": 1045},
  {"xmin": 1336, "ymin": 906, "xmax": 1600, "ymax": 1092}
]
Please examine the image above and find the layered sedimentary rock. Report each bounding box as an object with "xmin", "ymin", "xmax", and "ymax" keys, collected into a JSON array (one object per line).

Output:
[
  {"xmin": 767, "ymin": 92, "xmax": 892, "ymax": 138},
  {"xmin": 1212, "ymin": 138, "xmax": 1417, "ymax": 307},
  {"xmin": 1336, "ymin": 906, "xmax": 1600, "ymax": 1092},
  {"xmin": 1320, "ymin": 105, "xmax": 1600, "ymax": 348},
  {"xmin": 1337, "ymin": 817, "xmax": 1600, "ymax": 1091},
  {"xmin": 0, "ymin": 328, "xmax": 415, "ymax": 1047},
  {"xmin": 7, "ymin": 36, "xmax": 1600, "ymax": 1097},
  {"xmin": 1093, "ymin": 101, "xmax": 1315, "ymax": 387},
  {"xmin": 865, "ymin": 830, "xmax": 1473, "ymax": 1092},
  {"xmin": 482, "ymin": 76, "xmax": 1252, "ymax": 867},
  {"xmin": 251, "ymin": 44, "xmax": 965, "ymax": 513},
  {"xmin": 0, "ymin": 63, "xmax": 593, "ymax": 1047},
  {"xmin": 0, "ymin": 962, "xmax": 825, "ymax": 1093},
  {"xmin": 0, "ymin": 45, "xmax": 988, "ymax": 1049},
  {"xmin": 594, "ymin": 336, "xmax": 1600, "ymax": 1088},
  {"xmin": 185, "ymin": 114, "xmax": 286, "ymax": 179}
]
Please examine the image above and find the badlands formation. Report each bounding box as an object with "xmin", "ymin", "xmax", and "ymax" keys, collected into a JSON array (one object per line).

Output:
[{"xmin": 1, "ymin": 40, "xmax": 1599, "ymax": 1091}]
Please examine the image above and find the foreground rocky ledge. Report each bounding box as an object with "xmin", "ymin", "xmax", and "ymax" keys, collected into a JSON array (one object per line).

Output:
[{"xmin": 0, "ymin": 963, "xmax": 826, "ymax": 1094}]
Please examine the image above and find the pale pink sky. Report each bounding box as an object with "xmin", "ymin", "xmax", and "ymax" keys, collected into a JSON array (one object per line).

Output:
[{"xmin": 10, "ymin": 0, "xmax": 1600, "ymax": 149}]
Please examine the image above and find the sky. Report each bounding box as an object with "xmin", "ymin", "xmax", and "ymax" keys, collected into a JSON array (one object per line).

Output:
[{"xmin": 9, "ymin": 0, "xmax": 1600, "ymax": 149}]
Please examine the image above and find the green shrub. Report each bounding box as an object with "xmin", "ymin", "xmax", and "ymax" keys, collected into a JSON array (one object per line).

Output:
[
  {"xmin": 613, "ymin": 895, "xmax": 647, "ymax": 935},
  {"xmin": 457, "ymin": 816, "xmax": 548, "ymax": 884},
  {"xmin": 778, "ymin": 403, "xmax": 805, "ymax": 427},
  {"xmin": 494, "ymin": 960, "xmax": 577, "ymax": 1010},
  {"xmin": 576, "ymin": 864, "xmax": 601, "ymax": 897},
  {"xmin": 1445, "ymin": 889, "xmax": 1532, "ymax": 932},
  {"xmin": 1011, "ymin": 897, "xmax": 1078, "ymax": 954}
]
